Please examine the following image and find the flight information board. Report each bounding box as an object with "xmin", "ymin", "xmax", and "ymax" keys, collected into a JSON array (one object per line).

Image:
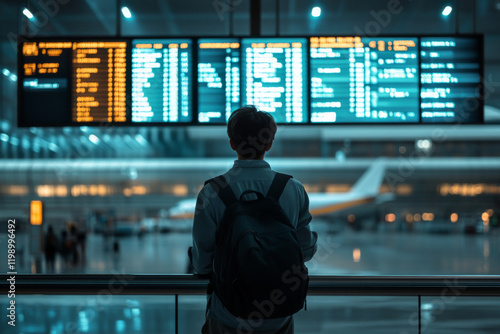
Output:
[
  {"xmin": 310, "ymin": 36, "xmax": 419, "ymax": 123},
  {"xmin": 20, "ymin": 42, "xmax": 72, "ymax": 126},
  {"xmin": 18, "ymin": 36, "xmax": 484, "ymax": 126},
  {"xmin": 131, "ymin": 39, "xmax": 192, "ymax": 123},
  {"xmin": 72, "ymin": 42, "xmax": 127, "ymax": 123},
  {"xmin": 420, "ymin": 37, "xmax": 482, "ymax": 123},
  {"xmin": 241, "ymin": 38, "xmax": 308, "ymax": 123},
  {"xmin": 198, "ymin": 39, "xmax": 241, "ymax": 123},
  {"xmin": 20, "ymin": 41, "xmax": 129, "ymax": 126}
]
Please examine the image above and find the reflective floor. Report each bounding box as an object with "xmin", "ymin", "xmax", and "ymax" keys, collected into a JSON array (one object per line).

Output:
[{"xmin": 1, "ymin": 224, "xmax": 498, "ymax": 275}]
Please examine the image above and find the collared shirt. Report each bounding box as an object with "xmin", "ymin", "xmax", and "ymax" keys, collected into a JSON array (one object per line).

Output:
[{"xmin": 192, "ymin": 159, "xmax": 318, "ymax": 331}]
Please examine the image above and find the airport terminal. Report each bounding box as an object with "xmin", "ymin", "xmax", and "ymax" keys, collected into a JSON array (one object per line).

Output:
[{"xmin": 0, "ymin": 0, "xmax": 500, "ymax": 333}]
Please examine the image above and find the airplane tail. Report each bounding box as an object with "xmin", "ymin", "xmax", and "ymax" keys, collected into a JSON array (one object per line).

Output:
[{"xmin": 349, "ymin": 158, "xmax": 387, "ymax": 198}]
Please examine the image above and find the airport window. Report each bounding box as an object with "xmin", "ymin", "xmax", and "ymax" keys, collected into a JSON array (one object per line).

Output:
[{"xmin": 1, "ymin": 2, "xmax": 500, "ymax": 332}]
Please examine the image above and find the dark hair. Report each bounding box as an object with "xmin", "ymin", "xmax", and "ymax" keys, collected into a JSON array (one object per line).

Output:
[{"xmin": 227, "ymin": 105, "xmax": 277, "ymax": 159}]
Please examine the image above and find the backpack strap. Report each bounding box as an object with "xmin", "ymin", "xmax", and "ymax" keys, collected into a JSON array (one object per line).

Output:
[
  {"xmin": 266, "ymin": 172, "xmax": 293, "ymax": 201},
  {"xmin": 204, "ymin": 175, "xmax": 237, "ymax": 207}
]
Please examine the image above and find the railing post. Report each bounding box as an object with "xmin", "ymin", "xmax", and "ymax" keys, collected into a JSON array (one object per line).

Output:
[
  {"xmin": 418, "ymin": 295, "xmax": 422, "ymax": 334},
  {"xmin": 175, "ymin": 294, "xmax": 179, "ymax": 334}
]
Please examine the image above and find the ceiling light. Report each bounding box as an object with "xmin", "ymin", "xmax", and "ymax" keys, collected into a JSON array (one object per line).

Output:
[
  {"xmin": 311, "ymin": 7, "xmax": 321, "ymax": 18},
  {"xmin": 121, "ymin": 7, "xmax": 132, "ymax": 19},
  {"xmin": 442, "ymin": 6, "xmax": 452, "ymax": 16},
  {"xmin": 23, "ymin": 8, "xmax": 34, "ymax": 20}
]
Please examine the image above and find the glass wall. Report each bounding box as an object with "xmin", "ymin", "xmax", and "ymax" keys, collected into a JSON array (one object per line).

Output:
[{"xmin": 0, "ymin": 0, "xmax": 499, "ymax": 278}]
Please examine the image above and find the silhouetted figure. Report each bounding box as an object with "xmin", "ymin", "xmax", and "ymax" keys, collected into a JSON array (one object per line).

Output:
[
  {"xmin": 68, "ymin": 225, "xmax": 79, "ymax": 265},
  {"xmin": 77, "ymin": 228, "xmax": 87, "ymax": 263},
  {"xmin": 113, "ymin": 239, "xmax": 120, "ymax": 253},
  {"xmin": 59, "ymin": 230, "xmax": 70, "ymax": 266},
  {"xmin": 44, "ymin": 225, "xmax": 58, "ymax": 273}
]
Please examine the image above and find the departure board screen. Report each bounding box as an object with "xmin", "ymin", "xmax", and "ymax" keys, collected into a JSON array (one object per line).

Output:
[
  {"xmin": 131, "ymin": 39, "xmax": 192, "ymax": 123},
  {"xmin": 198, "ymin": 39, "xmax": 240, "ymax": 123},
  {"xmin": 420, "ymin": 37, "xmax": 482, "ymax": 123},
  {"xmin": 20, "ymin": 42, "xmax": 72, "ymax": 126},
  {"xmin": 241, "ymin": 38, "xmax": 308, "ymax": 123},
  {"xmin": 310, "ymin": 36, "xmax": 419, "ymax": 123},
  {"xmin": 72, "ymin": 42, "xmax": 128, "ymax": 123},
  {"xmin": 18, "ymin": 35, "xmax": 483, "ymax": 127},
  {"xmin": 19, "ymin": 41, "xmax": 128, "ymax": 126}
]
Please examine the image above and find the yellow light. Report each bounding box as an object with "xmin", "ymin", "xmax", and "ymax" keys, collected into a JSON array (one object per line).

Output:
[
  {"xmin": 482, "ymin": 212, "xmax": 490, "ymax": 222},
  {"xmin": 172, "ymin": 185, "xmax": 189, "ymax": 197},
  {"xmin": 3, "ymin": 185, "xmax": 29, "ymax": 196},
  {"xmin": 406, "ymin": 214, "xmax": 414, "ymax": 223},
  {"xmin": 385, "ymin": 213, "xmax": 396, "ymax": 223},
  {"xmin": 325, "ymin": 184, "xmax": 351, "ymax": 193},
  {"xmin": 55, "ymin": 185, "xmax": 68, "ymax": 197},
  {"xmin": 396, "ymin": 184, "xmax": 413, "ymax": 195},
  {"xmin": 486, "ymin": 209, "xmax": 494, "ymax": 217},
  {"xmin": 422, "ymin": 213, "xmax": 434, "ymax": 221},
  {"xmin": 131, "ymin": 185, "xmax": 147, "ymax": 195},
  {"xmin": 450, "ymin": 213, "xmax": 458, "ymax": 223},
  {"xmin": 414, "ymin": 213, "xmax": 421, "ymax": 222},
  {"xmin": 353, "ymin": 248, "xmax": 361, "ymax": 263},
  {"xmin": 30, "ymin": 200, "xmax": 43, "ymax": 225}
]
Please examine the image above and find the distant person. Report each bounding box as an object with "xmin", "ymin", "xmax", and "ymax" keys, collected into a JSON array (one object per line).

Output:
[
  {"xmin": 191, "ymin": 105, "xmax": 318, "ymax": 334},
  {"xmin": 77, "ymin": 226, "xmax": 87, "ymax": 263},
  {"xmin": 44, "ymin": 225, "xmax": 58, "ymax": 273},
  {"xmin": 68, "ymin": 225, "xmax": 79, "ymax": 265},
  {"xmin": 59, "ymin": 230, "xmax": 70, "ymax": 266}
]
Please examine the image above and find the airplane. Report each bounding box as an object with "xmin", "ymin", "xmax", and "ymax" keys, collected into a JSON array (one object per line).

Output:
[
  {"xmin": 307, "ymin": 158, "xmax": 389, "ymax": 216},
  {"xmin": 165, "ymin": 159, "xmax": 389, "ymax": 226}
]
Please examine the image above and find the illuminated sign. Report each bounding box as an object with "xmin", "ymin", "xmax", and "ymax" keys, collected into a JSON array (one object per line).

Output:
[
  {"xmin": 131, "ymin": 39, "xmax": 192, "ymax": 123},
  {"xmin": 241, "ymin": 38, "xmax": 308, "ymax": 124},
  {"xmin": 17, "ymin": 36, "xmax": 483, "ymax": 126},
  {"xmin": 30, "ymin": 200, "xmax": 43, "ymax": 225},
  {"xmin": 198, "ymin": 39, "xmax": 241, "ymax": 123},
  {"xmin": 310, "ymin": 36, "xmax": 419, "ymax": 123}
]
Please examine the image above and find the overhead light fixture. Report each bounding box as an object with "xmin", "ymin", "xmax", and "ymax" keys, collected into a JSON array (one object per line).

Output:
[
  {"xmin": 89, "ymin": 134, "xmax": 100, "ymax": 144},
  {"xmin": 23, "ymin": 8, "xmax": 34, "ymax": 20},
  {"xmin": 2, "ymin": 69, "xmax": 11, "ymax": 76},
  {"xmin": 311, "ymin": 6, "xmax": 322, "ymax": 18},
  {"xmin": 121, "ymin": 6, "xmax": 132, "ymax": 19},
  {"xmin": 9, "ymin": 74, "xmax": 17, "ymax": 82},
  {"xmin": 442, "ymin": 6, "xmax": 452, "ymax": 16},
  {"xmin": 416, "ymin": 139, "xmax": 432, "ymax": 151}
]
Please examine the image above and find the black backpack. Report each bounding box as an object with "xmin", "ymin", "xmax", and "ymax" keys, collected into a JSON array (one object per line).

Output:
[{"xmin": 205, "ymin": 172, "xmax": 309, "ymax": 319}]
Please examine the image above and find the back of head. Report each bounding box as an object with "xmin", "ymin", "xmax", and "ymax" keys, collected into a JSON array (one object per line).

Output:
[{"xmin": 227, "ymin": 105, "xmax": 277, "ymax": 159}]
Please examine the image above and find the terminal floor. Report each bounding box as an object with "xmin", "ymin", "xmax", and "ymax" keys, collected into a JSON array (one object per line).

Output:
[{"xmin": 2, "ymin": 227, "xmax": 496, "ymax": 276}]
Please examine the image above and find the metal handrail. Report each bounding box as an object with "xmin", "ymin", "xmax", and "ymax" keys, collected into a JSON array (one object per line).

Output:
[{"xmin": 2, "ymin": 274, "xmax": 500, "ymax": 296}]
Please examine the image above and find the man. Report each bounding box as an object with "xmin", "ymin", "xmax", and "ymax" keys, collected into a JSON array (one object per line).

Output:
[{"xmin": 191, "ymin": 105, "xmax": 318, "ymax": 333}]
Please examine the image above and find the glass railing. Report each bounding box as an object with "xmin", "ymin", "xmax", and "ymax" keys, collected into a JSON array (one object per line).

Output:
[{"xmin": 1, "ymin": 275, "xmax": 499, "ymax": 334}]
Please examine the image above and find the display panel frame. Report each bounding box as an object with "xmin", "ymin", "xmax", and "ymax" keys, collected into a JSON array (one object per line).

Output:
[{"xmin": 17, "ymin": 34, "xmax": 484, "ymax": 127}]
